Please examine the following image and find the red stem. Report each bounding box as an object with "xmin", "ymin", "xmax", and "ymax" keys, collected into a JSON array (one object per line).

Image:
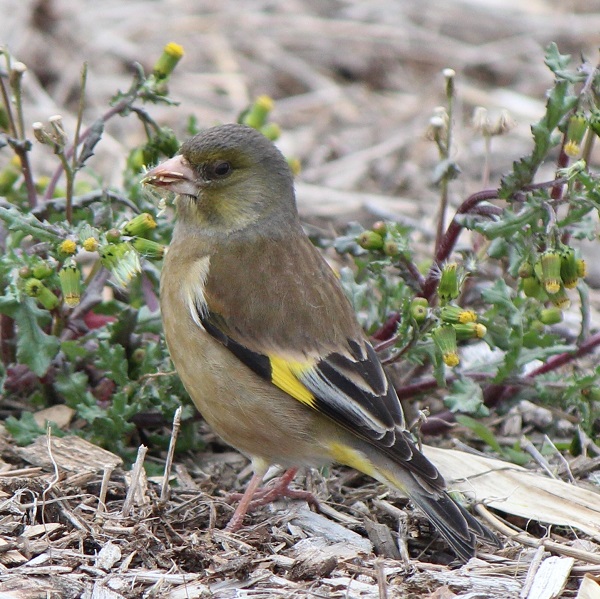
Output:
[{"xmin": 421, "ymin": 188, "xmax": 499, "ymax": 299}]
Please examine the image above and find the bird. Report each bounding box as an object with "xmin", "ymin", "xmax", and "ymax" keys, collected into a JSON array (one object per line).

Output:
[{"xmin": 143, "ymin": 123, "xmax": 499, "ymax": 561}]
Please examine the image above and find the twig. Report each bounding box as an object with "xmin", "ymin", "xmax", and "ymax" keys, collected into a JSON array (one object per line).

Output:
[
  {"xmin": 97, "ymin": 463, "xmax": 116, "ymax": 515},
  {"xmin": 160, "ymin": 406, "xmax": 182, "ymax": 503},
  {"xmin": 475, "ymin": 504, "xmax": 600, "ymax": 565},
  {"xmin": 44, "ymin": 95, "xmax": 135, "ymax": 200},
  {"xmin": 121, "ymin": 445, "xmax": 148, "ymax": 518},
  {"xmin": 422, "ymin": 188, "xmax": 499, "ymax": 299},
  {"xmin": 543, "ymin": 435, "xmax": 575, "ymax": 484},
  {"xmin": 520, "ymin": 544, "xmax": 547, "ymax": 599},
  {"xmin": 519, "ymin": 436, "xmax": 557, "ymax": 479}
]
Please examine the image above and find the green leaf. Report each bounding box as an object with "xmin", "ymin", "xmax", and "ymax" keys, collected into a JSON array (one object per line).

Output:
[
  {"xmin": 96, "ymin": 341, "xmax": 129, "ymax": 386},
  {"xmin": 455, "ymin": 415, "xmax": 501, "ymax": 452},
  {"xmin": 0, "ymin": 207, "xmax": 64, "ymax": 243},
  {"xmin": 444, "ymin": 378, "xmax": 488, "ymax": 416},
  {"xmin": 0, "ymin": 296, "xmax": 60, "ymax": 376},
  {"xmin": 5, "ymin": 412, "xmax": 45, "ymax": 445}
]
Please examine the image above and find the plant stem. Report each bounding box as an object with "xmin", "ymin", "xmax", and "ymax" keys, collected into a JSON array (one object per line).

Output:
[
  {"xmin": 0, "ymin": 59, "xmax": 37, "ymax": 208},
  {"xmin": 422, "ymin": 188, "xmax": 499, "ymax": 299},
  {"xmin": 44, "ymin": 94, "xmax": 137, "ymax": 201}
]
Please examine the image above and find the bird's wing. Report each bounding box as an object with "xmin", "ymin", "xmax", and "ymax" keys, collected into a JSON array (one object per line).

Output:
[{"xmin": 197, "ymin": 307, "xmax": 439, "ymax": 485}]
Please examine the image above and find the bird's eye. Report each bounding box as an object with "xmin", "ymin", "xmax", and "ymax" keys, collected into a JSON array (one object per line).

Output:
[{"xmin": 212, "ymin": 161, "xmax": 232, "ymax": 178}]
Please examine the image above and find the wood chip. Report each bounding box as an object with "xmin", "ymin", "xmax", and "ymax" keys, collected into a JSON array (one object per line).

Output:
[
  {"xmin": 526, "ymin": 556, "xmax": 574, "ymax": 599},
  {"xmin": 17, "ymin": 436, "xmax": 122, "ymax": 473}
]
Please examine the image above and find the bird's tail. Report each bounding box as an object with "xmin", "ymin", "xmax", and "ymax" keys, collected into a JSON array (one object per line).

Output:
[
  {"xmin": 407, "ymin": 488, "xmax": 501, "ymax": 562},
  {"xmin": 357, "ymin": 440, "xmax": 501, "ymax": 561}
]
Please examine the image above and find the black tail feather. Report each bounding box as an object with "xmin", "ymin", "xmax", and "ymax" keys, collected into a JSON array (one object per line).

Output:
[{"xmin": 410, "ymin": 491, "xmax": 501, "ymax": 562}]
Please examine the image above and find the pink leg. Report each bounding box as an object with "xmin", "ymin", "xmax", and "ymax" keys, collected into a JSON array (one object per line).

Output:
[
  {"xmin": 225, "ymin": 470, "xmax": 265, "ymax": 532},
  {"xmin": 225, "ymin": 468, "xmax": 319, "ymax": 532}
]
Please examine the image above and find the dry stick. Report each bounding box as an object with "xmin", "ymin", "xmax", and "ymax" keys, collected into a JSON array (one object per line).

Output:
[
  {"xmin": 122, "ymin": 445, "xmax": 148, "ymax": 518},
  {"xmin": 519, "ymin": 436, "xmax": 557, "ymax": 479},
  {"xmin": 520, "ymin": 544, "xmax": 547, "ymax": 599},
  {"xmin": 476, "ymin": 504, "xmax": 600, "ymax": 566},
  {"xmin": 160, "ymin": 406, "xmax": 182, "ymax": 503},
  {"xmin": 543, "ymin": 435, "xmax": 575, "ymax": 484},
  {"xmin": 97, "ymin": 464, "xmax": 116, "ymax": 515},
  {"xmin": 375, "ymin": 559, "xmax": 388, "ymax": 599}
]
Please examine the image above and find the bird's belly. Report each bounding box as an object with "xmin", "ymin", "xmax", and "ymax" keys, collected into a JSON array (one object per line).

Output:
[{"xmin": 164, "ymin": 322, "xmax": 333, "ymax": 468}]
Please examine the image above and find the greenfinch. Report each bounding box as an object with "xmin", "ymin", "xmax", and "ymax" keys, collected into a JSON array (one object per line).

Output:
[{"xmin": 144, "ymin": 124, "xmax": 499, "ymax": 561}]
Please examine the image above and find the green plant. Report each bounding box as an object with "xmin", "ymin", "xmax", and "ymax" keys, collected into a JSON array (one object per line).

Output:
[
  {"xmin": 336, "ymin": 44, "xmax": 600, "ymax": 447},
  {"xmin": 0, "ymin": 42, "xmax": 599, "ymax": 464}
]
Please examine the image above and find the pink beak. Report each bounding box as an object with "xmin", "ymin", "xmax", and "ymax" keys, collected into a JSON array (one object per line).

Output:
[{"xmin": 143, "ymin": 154, "xmax": 199, "ymax": 197}]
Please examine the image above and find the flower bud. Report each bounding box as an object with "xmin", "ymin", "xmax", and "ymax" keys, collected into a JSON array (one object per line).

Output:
[
  {"xmin": 59, "ymin": 260, "xmax": 82, "ymax": 307},
  {"xmin": 260, "ymin": 122, "xmax": 281, "ymax": 141},
  {"xmin": 24, "ymin": 278, "xmax": 59, "ymax": 310},
  {"xmin": 18, "ymin": 266, "xmax": 32, "ymax": 279},
  {"xmin": 105, "ymin": 228, "xmax": 121, "ymax": 243},
  {"xmin": 440, "ymin": 305, "xmax": 477, "ymax": 324},
  {"xmin": 410, "ymin": 297, "xmax": 429, "ymax": 323},
  {"xmin": 576, "ymin": 259, "xmax": 586, "ymax": 279},
  {"xmin": 287, "ymin": 157, "xmax": 301, "ymax": 176},
  {"xmin": 432, "ymin": 325, "xmax": 459, "ymax": 367},
  {"xmin": 32, "ymin": 261, "xmax": 54, "ymax": 279},
  {"xmin": 518, "ymin": 260, "xmax": 534, "ymax": 279},
  {"xmin": 559, "ymin": 246, "xmax": 578, "ymax": 289},
  {"xmin": 357, "ymin": 231, "xmax": 384, "ymax": 251},
  {"xmin": 122, "ymin": 212, "xmax": 157, "ymax": 237},
  {"xmin": 472, "ymin": 106, "xmax": 491, "ymax": 136},
  {"xmin": 383, "ymin": 240, "xmax": 400, "ymax": 257},
  {"xmin": 100, "ymin": 243, "xmax": 141, "ymax": 287},
  {"xmin": 522, "ymin": 276, "xmax": 545, "ymax": 299},
  {"xmin": 48, "ymin": 115, "xmax": 68, "ymax": 147},
  {"xmin": 438, "ymin": 262, "xmax": 460, "ymax": 304},
  {"xmin": 491, "ymin": 110, "xmax": 516, "ymax": 136},
  {"xmin": 131, "ymin": 237, "xmax": 165, "ymax": 259},
  {"xmin": 241, "ymin": 95, "xmax": 274, "ymax": 130},
  {"xmin": 564, "ymin": 140, "xmax": 581, "ymax": 158},
  {"xmin": 371, "ymin": 221, "xmax": 387, "ymax": 236},
  {"xmin": 566, "ymin": 112, "xmax": 587, "ymax": 146},
  {"xmin": 538, "ymin": 251, "xmax": 562, "ymax": 294},
  {"xmin": 548, "ymin": 286, "xmax": 570, "ymax": 309},
  {"xmin": 82, "ymin": 237, "xmax": 99, "ymax": 252},
  {"xmin": 153, "ymin": 42, "xmax": 184, "ymax": 79},
  {"xmin": 539, "ymin": 307, "xmax": 563, "ymax": 325},
  {"xmin": 453, "ymin": 322, "xmax": 487, "ymax": 340}
]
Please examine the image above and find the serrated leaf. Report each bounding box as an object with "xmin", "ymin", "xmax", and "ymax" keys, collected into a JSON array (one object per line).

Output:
[
  {"xmin": 444, "ymin": 378, "xmax": 488, "ymax": 416},
  {"xmin": 0, "ymin": 296, "xmax": 60, "ymax": 376},
  {"xmin": 0, "ymin": 207, "xmax": 64, "ymax": 243},
  {"xmin": 96, "ymin": 341, "xmax": 129, "ymax": 386},
  {"xmin": 5, "ymin": 412, "xmax": 46, "ymax": 445}
]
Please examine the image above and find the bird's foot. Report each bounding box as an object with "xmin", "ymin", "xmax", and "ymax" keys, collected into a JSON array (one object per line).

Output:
[{"xmin": 225, "ymin": 468, "xmax": 319, "ymax": 532}]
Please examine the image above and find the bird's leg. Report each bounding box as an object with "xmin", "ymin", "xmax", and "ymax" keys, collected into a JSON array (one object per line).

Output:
[
  {"xmin": 225, "ymin": 470, "xmax": 266, "ymax": 532},
  {"xmin": 226, "ymin": 468, "xmax": 320, "ymax": 531}
]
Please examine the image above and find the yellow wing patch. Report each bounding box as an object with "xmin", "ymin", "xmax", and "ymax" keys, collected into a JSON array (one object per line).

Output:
[{"xmin": 268, "ymin": 355, "xmax": 316, "ymax": 408}]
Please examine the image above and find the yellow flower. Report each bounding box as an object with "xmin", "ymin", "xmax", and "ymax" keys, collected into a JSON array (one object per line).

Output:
[
  {"xmin": 58, "ymin": 239, "xmax": 77, "ymax": 256},
  {"xmin": 83, "ymin": 237, "xmax": 99, "ymax": 252}
]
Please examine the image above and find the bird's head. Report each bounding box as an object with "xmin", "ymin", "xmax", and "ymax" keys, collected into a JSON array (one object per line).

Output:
[{"xmin": 144, "ymin": 124, "xmax": 297, "ymax": 236}]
